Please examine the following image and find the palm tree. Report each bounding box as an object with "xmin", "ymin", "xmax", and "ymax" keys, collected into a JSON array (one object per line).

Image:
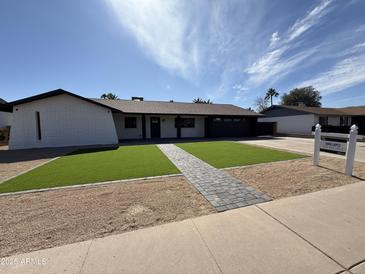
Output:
[
  {"xmin": 101, "ymin": 93, "xmax": 118, "ymax": 100},
  {"xmin": 193, "ymin": 97, "xmax": 212, "ymax": 104},
  {"xmin": 265, "ymin": 88, "xmax": 279, "ymax": 106}
]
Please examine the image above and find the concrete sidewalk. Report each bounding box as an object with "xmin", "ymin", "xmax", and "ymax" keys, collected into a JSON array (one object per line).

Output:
[
  {"xmin": 239, "ymin": 136, "xmax": 365, "ymax": 163},
  {"xmin": 158, "ymin": 144, "xmax": 270, "ymax": 211},
  {"xmin": 2, "ymin": 182, "xmax": 365, "ymax": 274}
]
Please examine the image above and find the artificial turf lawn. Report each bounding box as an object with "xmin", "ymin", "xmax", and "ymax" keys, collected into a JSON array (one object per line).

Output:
[
  {"xmin": 176, "ymin": 141, "xmax": 305, "ymax": 168},
  {"xmin": 0, "ymin": 145, "xmax": 180, "ymax": 193}
]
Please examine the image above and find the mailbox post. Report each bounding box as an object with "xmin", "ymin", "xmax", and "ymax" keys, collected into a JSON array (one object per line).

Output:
[
  {"xmin": 313, "ymin": 124, "xmax": 321, "ymax": 166},
  {"xmin": 345, "ymin": 125, "xmax": 358, "ymax": 176},
  {"xmin": 313, "ymin": 124, "xmax": 359, "ymax": 176}
]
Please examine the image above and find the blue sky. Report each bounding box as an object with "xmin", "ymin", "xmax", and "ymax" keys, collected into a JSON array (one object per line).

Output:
[{"xmin": 1, "ymin": 0, "xmax": 365, "ymax": 108}]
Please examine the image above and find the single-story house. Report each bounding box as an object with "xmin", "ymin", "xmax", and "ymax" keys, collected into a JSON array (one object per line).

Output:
[
  {"xmin": 2, "ymin": 89, "xmax": 261, "ymax": 150},
  {"xmin": 0, "ymin": 98, "xmax": 12, "ymax": 128},
  {"xmin": 259, "ymin": 105, "xmax": 365, "ymax": 135}
]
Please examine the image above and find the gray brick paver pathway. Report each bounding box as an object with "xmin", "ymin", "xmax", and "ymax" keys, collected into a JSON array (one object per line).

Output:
[{"xmin": 158, "ymin": 144, "xmax": 271, "ymax": 212}]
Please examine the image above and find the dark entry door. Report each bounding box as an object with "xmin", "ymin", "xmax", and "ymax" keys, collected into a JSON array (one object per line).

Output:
[{"xmin": 150, "ymin": 117, "xmax": 161, "ymax": 138}]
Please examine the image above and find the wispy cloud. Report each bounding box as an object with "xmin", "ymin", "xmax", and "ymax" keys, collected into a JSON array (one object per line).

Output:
[
  {"xmin": 106, "ymin": 0, "xmax": 267, "ymax": 92},
  {"xmin": 287, "ymin": 0, "xmax": 332, "ymax": 41},
  {"xmin": 105, "ymin": 0, "xmax": 365, "ymax": 105},
  {"xmin": 328, "ymin": 94, "xmax": 365, "ymax": 104},
  {"xmin": 232, "ymin": 84, "xmax": 248, "ymax": 93},
  {"xmin": 298, "ymin": 52, "xmax": 365, "ymax": 94},
  {"xmin": 341, "ymin": 42, "xmax": 365, "ymax": 56},
  {"xmin": 355, "ymin": 24, "xmax": 365, "ymax": 33},
  {"xmin": 245, "ymin": 46, "xmax": 318, "ymax": 86},
  {"xmin": 232, "ymin": 84, "xmax": 248, "ymax": 101},
  {"xmin": 245, "ymin": 0, "xmax": 334, "ymax": 86},
  {"xmin": 269, "ymin": 32, "xmax": 280, "ymax": 47},
  {"xmin": 105, "ymin": 0, "xmax": 200, "ymax": 79}
]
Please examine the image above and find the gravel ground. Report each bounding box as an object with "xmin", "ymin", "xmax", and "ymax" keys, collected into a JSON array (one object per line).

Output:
[
  {"xmin": 227, "ymin": 156, "xmax": 365, "ymax": 200},
  {"xmin": 0, "ymin": 147, "xmax": 73, "ymax": 182},
  {"xmin": 0, "ymin": 176, "xmax": 215, "ymax": 257}
]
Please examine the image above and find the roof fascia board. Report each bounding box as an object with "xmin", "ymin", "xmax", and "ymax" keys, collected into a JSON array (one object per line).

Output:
[
  {"xmin": 118, "ymin": 112, "xmax": 262, "ymax": 116},
  {"xmin": 8, "ymin": 89, "xmax": 123, "ymax": 113}
]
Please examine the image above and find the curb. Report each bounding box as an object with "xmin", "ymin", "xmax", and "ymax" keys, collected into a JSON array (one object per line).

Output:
[{"xmin": 0, "ymin": 173, "xmax": 183, "ymax": 198}]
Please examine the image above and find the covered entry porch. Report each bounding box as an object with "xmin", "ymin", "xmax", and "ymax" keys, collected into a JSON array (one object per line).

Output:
[{"xmin": 112, "ymin": 113, "xmax": 258, "ymax": 141}]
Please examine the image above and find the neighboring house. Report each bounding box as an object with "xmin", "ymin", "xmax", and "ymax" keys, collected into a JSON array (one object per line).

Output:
[
  {"xmin": 5, "ymin": 89, "xmax": 261, "ymax": 150},
  {"xmin": 0, "ymin": 98, "xmax": 12, "ymax": 128},
  {"xmin": 259, "ymin": 105, "xmax": 365, "ymax": 135}
]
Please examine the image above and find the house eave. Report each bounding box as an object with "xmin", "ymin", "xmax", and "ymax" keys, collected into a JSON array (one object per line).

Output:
[{"xmin": 7, "ymin": 89, "xmax": 123, "ymax": 113}]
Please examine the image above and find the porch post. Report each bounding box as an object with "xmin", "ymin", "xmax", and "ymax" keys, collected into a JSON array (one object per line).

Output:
[
  {"xmin": 142, "ymin": 114, "xmax": 146, "ymax": 140},
  {"xmin": 176, "ymin": 115, "xmax": 181, "ymax": 139}
]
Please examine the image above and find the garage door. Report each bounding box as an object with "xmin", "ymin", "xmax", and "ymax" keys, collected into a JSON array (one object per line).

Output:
[{"xmin": 205, "ymin": 117, "xmax": 255, "ymax": 137}]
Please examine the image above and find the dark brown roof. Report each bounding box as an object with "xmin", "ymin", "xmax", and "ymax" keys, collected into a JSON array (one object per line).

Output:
[
  {"xmin": 265, "ymin": 105, "xmax": 365, "ymax": 116},
  {"xmin": 275, "ymin": 105, "xmax": 345, "ymax": 115},
  {"xmin": 339, "ymin": 106, "xmax": 365, "ymax": 116},
  {"xmin": 92, "ymin": 98, "xmax": 261, "ymax": 116},
  {"xmin": 5, "ymin": 89, "xmax": 260, "ymax": 116},
  {"xmin": 0, "ymin": 98, "xmax": 6, "ymax": 104}
]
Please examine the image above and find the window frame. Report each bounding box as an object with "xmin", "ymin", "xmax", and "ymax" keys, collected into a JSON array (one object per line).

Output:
[
  {"xmin": 175, "ymin": 118, "xmax": 195, "ymax": 128},
  {"xmin": 212, "ymin": 118, "xmax": 222, "ymax": 122},
  {"xmin": 124, "ymin": 117, "xmax": 137, "ymax": 129},
  {"xmin": 340, "ymin": 116, "xmax": 350, "ymax": 126},
  {"xmin": 223, "ymin": 118, "xmax": 233, "ymax": 122},
  {"xmin": 318, "ymin": 116, "xmax": 328, "ymax": 126}
]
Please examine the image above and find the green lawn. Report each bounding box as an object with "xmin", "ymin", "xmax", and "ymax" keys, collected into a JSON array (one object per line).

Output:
[
  {"xmin": 0, "ymin": 145, "xmax": 180, "ymax": 194},
  {"xmin": 177, "ymin": 141, "xmax": 305, "ymax": 168}
]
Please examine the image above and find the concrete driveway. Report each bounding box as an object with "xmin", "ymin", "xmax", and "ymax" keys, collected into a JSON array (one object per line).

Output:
[
  {"xmin": 239, "ymin": 136, "xmax": 365, "ymax": 162},
  {"xmin": 2, "ymin": 181, "xmax": 365, "ymax": 274}
]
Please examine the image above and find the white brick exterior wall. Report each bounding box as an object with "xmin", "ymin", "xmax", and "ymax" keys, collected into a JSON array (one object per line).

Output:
[
  {"xmin": 181, "ymin": 116, "xmax": 205, "ymax": 138},
  {"xmin": 160, "ymin": 115, "xmax": 178, "ymax": 138},
  {"xmin": 146, "ymin": 115, "xmax": 205, "ymax": 139},
  {"xmin": 113, "ymin": 113, "xmax": 143, "ymax": 140},
  {"xmin": 9, "ymin": 94, "xmax": 118, "ymax": 149},
  {"xmin": 114, "ymin": 114, "xmax": 205, "ymax": 140}
]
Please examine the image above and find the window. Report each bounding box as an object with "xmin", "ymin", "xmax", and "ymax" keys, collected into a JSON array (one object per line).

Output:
[
  {"xmin": 35, "ymin": 111, "xmax": 42, "ymax": 140},
  {"xmin": 340, "ymin": 116, "xmax": 350, "ymax": 126},
  {"xmin": 318, "ymin": 116, "xmax": 328, "ymax": 125},
  {"xmin": 213, "ymin": 117, "xmax": 241, "ymax": 123},
  {"xmin": 175, "ymin": 118, "xmax": 195, "ymax": 128},
  {"xmin": 125, "ymin": 117, "xmax": 137, "ymax": 128}
]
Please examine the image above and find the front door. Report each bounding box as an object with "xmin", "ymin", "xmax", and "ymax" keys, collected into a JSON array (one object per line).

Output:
[{"xmin": 150, "ymin": 117, "xmax": 161, "ymax": 138}]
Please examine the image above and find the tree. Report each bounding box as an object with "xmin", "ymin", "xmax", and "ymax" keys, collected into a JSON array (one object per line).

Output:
[
  {"xmin": 281, "ymin": 86, "xmax": 321, "ymax": 107},
  {"xmin": 255, "ymin": 97, "xmax": 269, "ymax": 112},
  {"xmin": 193, "ymin": 97, "xmax": 213, "ymax": 104},
  {"xmin": 265, "ymin": 88, "xmax": 279, "ymax": 106},
  {"xmin": 101, "ymin": 93, "xmax": 118, "ymax": 100}
]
